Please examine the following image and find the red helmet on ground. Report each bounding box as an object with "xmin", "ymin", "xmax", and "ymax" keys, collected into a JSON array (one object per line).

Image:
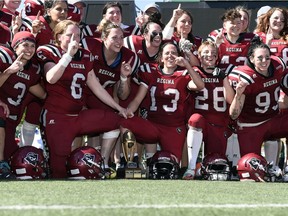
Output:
[
  {"xmin": 66, "ymin": 146, "xmax": 105, "ymax": 179},
  {"xmin": 10, "ymin": 146, "xmax": 46, "ymax": 180},
  {"xmin": 237, "ymin": 153, "xmax": 268, "ymax": 182},
  {"xmin": 201, "ymin": 152, "xmax": 231, "ymax": 181},
  {"xmin": 148, "ymin": 151, "xmax": 180, "ymax": 179}
]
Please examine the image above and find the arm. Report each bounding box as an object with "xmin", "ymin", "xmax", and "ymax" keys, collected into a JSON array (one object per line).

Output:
[
  {"xmin": 175, "ymin": 57, "xmax": 204, "ymax": 91},
  {"xmin": 116, "ymin": 56, "xmax": 134, "ymax": 100},
  {"xmin": 29, "ymin": 83, "xmax": 47, "ymax": 100},
  {"xmin": 229, "ymin": 79, "xmax": 247, "ymax": 120},
  {"xmin": 162, "ymin": 4, "xmax": 182, "ymax": 40},
  {"xmin": 86, "ymin": 70, "xmax": 127, "ymax": 118},
  {"xmin": 45, "ymin": 34, "xmax": 78, "ymax": 84},
  {"xmin": 126, "ymin": 84, "xmax": 148, "ymax": 117},
  {"xmin": 0, "ymin": 53, "xmax": 24, "ymax": 87},
  {"xmin": 223, "ymin": 77, "xmax": 235, "ymax": 104}
]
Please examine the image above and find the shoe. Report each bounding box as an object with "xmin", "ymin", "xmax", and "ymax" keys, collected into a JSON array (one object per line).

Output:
[
  {"xmin": 282, "ymin": 166, "xmax": 288, "ymax": 182},
  {"xmin": 182, "ymin": 169, "xmax": 195, "ymax": 180},
  {"xmin": 104, "ymin": 167, "xmax": 117, "ymax": 179},
  {"xmin": 267, "ymin": 165, "xmax": 282, "ymax": 182},
  {"xmin": 0, "ymin": 160, "xmax": 16, "ymax": 180}
]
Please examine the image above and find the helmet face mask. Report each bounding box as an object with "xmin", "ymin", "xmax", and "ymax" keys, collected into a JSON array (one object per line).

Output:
[
  {"xmin": 10, "ymin": 146, "xmax": 47, "ymax": 180},
  {"xmin": 201, "ymin": 153, "xmax": 231, "ymax": 181},
  {"xmin": 148, "ymin": 151, "xmax": 180, "ymax": 180},
  {"xmin": 67, "ymin": 146, "xmax": 105, "ymax": 179},
  {"xmin": 237, "ymin": 153, "xmax": 268, "ymax": 182}
]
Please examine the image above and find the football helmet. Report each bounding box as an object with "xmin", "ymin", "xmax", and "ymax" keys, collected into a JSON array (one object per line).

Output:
[
  {"xmin": 9, "ymin": 146, "xmax": 46, "ymax": 180},
  {"xmin": 201, "ymin": 153, "xmax": 231, "ymax": 181},
  {"xmin": 237, "ymin": 153, "xmax": 268, "ymax": 182},
  {"xmin": 66, "ymin": 146, "xmax": 105, "ymax": 179},
  {"xmin": 148, "ymin": 151, "xmax": 180, "ymax": 179}
]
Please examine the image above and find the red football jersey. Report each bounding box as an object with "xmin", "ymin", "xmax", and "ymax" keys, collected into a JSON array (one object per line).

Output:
[
  {"xmin": 190, "ymin": 66, "xmax": 230, "ymax": 126},
  {"xmin": 138, "ymin": 64, "xmax": 191, "ymax": 126},
  {"xmin": 218, "ymin": 32, "xmax": 256, "ymax": 70},
  {"xmin": 228, "ymin": 55, "xmax": 288, "ymax": 123},
  {"xmin": 0, "ymin": 10, "xmax": 12, "ymax": 27},
  {"xmin": 0, "ymin": 46, "xmax": 41, "ymax": 117},
  {"xmin": 81, "ymin": 37, "xmax": 140, "ymax": 88},
  {"xmin": 0, "ymin": 23, "xmax": 11, "ymax": 44},
  {"xmin": 24, "ymin": 0, "xmax": 45, "ymax": 16},
  {"xmin": 21, "ymin": 15, "xmax": 55, "ymax": 46},
  {"xmin": 257, "ymin": 32, "xmax": 288, "ymax": 66},
  {"xmin": 36, "ymin": 44, "xmax": 94, "ymax": 114},
  {"xmin": 124, "ymin": 35, "xmax": 159, "ymax": 65}
]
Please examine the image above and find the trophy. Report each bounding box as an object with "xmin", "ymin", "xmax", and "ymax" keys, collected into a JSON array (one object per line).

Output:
[{"xmin": 122, "ymin": 130, "xmax": 144, "ymax": 178}]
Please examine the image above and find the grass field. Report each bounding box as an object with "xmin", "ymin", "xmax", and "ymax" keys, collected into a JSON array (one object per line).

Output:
[{"xmin": 1, "ymin": 180, "xmax": 288, "ymax": 216}]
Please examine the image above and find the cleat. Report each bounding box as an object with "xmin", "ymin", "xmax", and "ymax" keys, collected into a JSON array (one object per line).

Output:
[
  {"xmin": 182, "ymin": 169, "xmax": 195, "ymax": 180},
  {"xmin": 0, "ymin": 160, "xmax": 16, "ymax": 180},
  {"xmin": 104, "ymin": 167, "xmax": 117, "ymax": 179}
]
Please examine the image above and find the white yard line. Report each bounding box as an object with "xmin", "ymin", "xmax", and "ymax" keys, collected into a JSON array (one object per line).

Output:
[{"xmin": 1, "ymin": 204, "xmax": 288, "ymax": 210}]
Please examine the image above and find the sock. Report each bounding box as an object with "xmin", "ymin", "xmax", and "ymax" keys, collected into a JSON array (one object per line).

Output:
[
  {"xmin": 20, "ymin": 121, "xmax": 37, "ymax": 146},
  {"xmin": 264, "ymin": 140, "xmax": 280, "ymax": 167},
  {"xmin": 186, "ymin": 127, "xmax": 203, "ymax": 170}
]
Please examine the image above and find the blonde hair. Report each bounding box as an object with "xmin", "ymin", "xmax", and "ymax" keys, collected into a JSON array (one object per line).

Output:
[{"xmin": 53, "ymin": 20, "xmax": 79, "ymax": 46}]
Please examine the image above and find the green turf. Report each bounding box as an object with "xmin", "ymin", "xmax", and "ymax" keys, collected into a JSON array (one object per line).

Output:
[{"xmin": 1, "ymin": 180, "xmax": 288, "ymax": 216}]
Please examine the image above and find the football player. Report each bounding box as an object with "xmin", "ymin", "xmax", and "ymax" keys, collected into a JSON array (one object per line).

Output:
[
  {"xmin": 0, "ymin": 31, "xmax": 46, "ymax": 173},
  {"xmin": 254, "ymin": 7, "xmax": 288, "ymax": 172},
  {"xmin": 37, "ymin": 20, "xmax": 127, "ymax": 178},
  {"xmin": 81, "ymin": 19, "xmax": 140, "ymax": 176},
  {"xmin": 120, "ymin": 42, "xmax": 204, "ymax": 162},
  {"xmin": 183, "ymin": 41, "xmax": 235, "ymax": 180},
  {"xmin": 228, "ymin": 41, "xmax": 288, "ymax": 159}
]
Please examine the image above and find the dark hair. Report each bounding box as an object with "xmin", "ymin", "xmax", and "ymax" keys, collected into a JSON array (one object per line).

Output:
[
  {"xmin": 44, "ymin": 0, "xmax": 68, "ymax": 24},
  {"xmin": 247, "ymin": 39, "xmax": 271, "ymax": 68},
  {"xmin": 221, "ymin": 8, "xmax": 241, "ymax": 22},
  {"xmin": 142, "ymin": 15, "xmax": 164, "ymax": 35},
  {"xmin": 156, "ymin": 42, "xmax": 181, "ymax": 66},
  {"xmin": 102, "ymin": 2, "xmax": 122, "ymax": 16},
  {"xmin": 174, "ymin": 10, "xmax": 195, "ymax": 43}
]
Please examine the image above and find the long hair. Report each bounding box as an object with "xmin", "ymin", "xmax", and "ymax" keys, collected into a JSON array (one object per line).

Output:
[{"xmin": 254, "ymin": 7, "xmax": 288, "ymax": 41}]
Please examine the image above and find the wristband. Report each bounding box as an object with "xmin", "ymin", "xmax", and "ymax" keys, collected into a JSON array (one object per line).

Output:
[
  {"xmin": 120, "ymin": 75, "xmax": 127, "ymax": 82},
  {"xmin": 59, "ymin": 53, "xmax": 72, "ymax": 68}
]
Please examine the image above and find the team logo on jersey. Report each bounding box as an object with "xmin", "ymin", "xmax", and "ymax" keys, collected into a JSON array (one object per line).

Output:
[
  {"xmin": 176, "ymin": 127, "xmax": 182, "ymax": 134},
  {"xmin": 81, "ymin": 153, "xmax": 95, "ymax": 167},
  {"xmin": 249, "ymin": 158, "xmax": 265, "ymax": 171},
  {"xmin": 137, "ymin": 50, "xmax": 143, "ymax": 54},
  {"xmin": 24, "ymin": 152, "xmax": 39, "ymax": 167}
]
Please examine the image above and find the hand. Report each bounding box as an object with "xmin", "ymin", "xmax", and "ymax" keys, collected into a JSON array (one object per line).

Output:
[
  {"xmin": 235, "ymin": 75, "xmax": 248, "ymax": 97},
  {"xmin": 67, "ymin": 34, "xmax": 79, "ymax": 57},
  {"xmin": 7, "ymin": 53, "xmax": 25, "ymax": 74},
  {"xmin": 266, "ymin": 27, "xmax": 274, "ymax": 46},
  {"xmin": 174, "ymin": 55, "xmax": 189, "ymax": 67},
  {"xmin": 120, "ymin": 56, "xmax": 133, "ymax": 78},
  {"xmin": 126, "ymin": 107, "xmax": 134, "ymax": 118},
  {"xmin": 12, "ymin": 10, "xmax": 23, "ymax": 35},
  {"xmin": 118, "ymin": 107, "xmax": 128, "ymax": 119},
  {"xmin": 0, "ymin": 100, "xmax": 10, "ymax": 118},
  {"xmin": 32, "ymin": 11, "xmax": 44, "ymax": 35},
  {"xmin": 135, "ymin": 11, "xmax": 146, "ymax": 27},
  {"xmin": 215, "ymin": 28, "xmax": 224, "ymax": 46},
  {"xmin": 172, "ymin": 4, "xmax": 183, "ymax": 20}
]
